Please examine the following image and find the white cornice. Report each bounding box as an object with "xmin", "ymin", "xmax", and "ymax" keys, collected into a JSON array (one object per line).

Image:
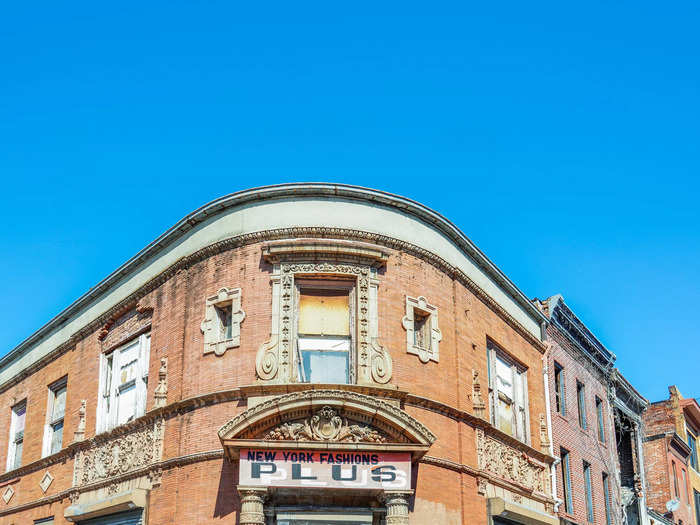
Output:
[{"xmin": 0, "ymin": 183, "xmax": 547, "ymax": 384}]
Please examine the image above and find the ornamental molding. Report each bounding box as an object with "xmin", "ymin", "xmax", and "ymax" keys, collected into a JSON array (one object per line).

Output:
[
  {"xmin": 153, "ymin": 357, "xmax": 168, "ymax": 408},
  {"xmin": 219, "ymin": 389, "xmax": 435, "ymax": 447},
  {"xmin": 73, "ymin": 400, "xmax": 87, "ymax": 442},
  {"xmin": 402, "ymin": 296, "xmax": 441, "ymax": 364},
  {"xmin": 261, "ymin": 238, "xmax": 389, "ymax": 266},
  {"xmin": 73, "ymin": 418, "xmax": 164, "ymax": 491},
  {"xmin": 2, "ymin": 486, "xmax": 14, "ymax": 505},
  {"xmin": 39, "ymin": 471, "xmax": 54, "ymax": 493},
  {"xmin": 254, "ymin": 261, "xmax": 392, "ymax": 386},
  {"xmin": 476, "ymin": 428, "xmax": 548, "ymax": 495},
  {"xmin": 200, "ymin": 287, "xmax": 245, "ymax": 356},
  {"xmin": 0, "ymin": 226, "xmax": 544, "ymax": 396},
  {"xmin": 264, "ymin": 405, "xmax": 388, "ymax": 443}
]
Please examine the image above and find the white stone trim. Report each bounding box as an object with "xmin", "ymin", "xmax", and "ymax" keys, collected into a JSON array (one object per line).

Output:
[
  {"xmin": 200, "ymin": 287, "xmax": 245, "ymax": 356},
  {"xmin": 402, "ymin": 296, "xmax": 441, "ymax": 363},
  {"xmin": 39, "ymin": 471, "xmax": 54, "ymax": 493}
]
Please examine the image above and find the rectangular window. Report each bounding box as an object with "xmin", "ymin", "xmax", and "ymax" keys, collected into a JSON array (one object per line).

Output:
[
  {"xmin": 688, "ymin": 428, "xmax": 698, "ymax": 471},
  {"xmin": 98, "ymin": 333, "xmax": 151, "ymax": 433},
  {"xmin": 682, "ymin": 468, "xmax": 688, "ymax": 502},
  {"xmin": 603, "ymin": 472, "xmax": 612, "ymax": 525},
  {"xmin": 672, "ymin": 460, "xmax": 679, "ymax": 498},
  {"xmin": 6, "ymin": 400, "xmax": 26, "ymax": 471},
  {"xmin": 216, "ymin": 304, "xmax": 233, "ymax": 340},
  {"xmin": 413, "ymin": 311, "xmax": 430, "ymax": 350},
  {"xmin": 488, "ymin": 342, "xmax": 529, "ymax": 443},
  {"xmin": 596, "ymin": 396, "xmax": 606, "ymax": 443},
  {"xmin": 561, "ymin": 448, "xmax": 573, "ymax": 514},
  {"xmin": 694, "ymin": 490, "xmax": 700, "ymax": 525},
  {"xmin": 43, "ymin": 378, "xmax": 67, "ymax": 457},
  {"xmin": 583, "ymin": 461, "xmax": 594, "ymax": 523},
  {"xmin": 554, "ymin": 362, "xmax": 566, "ymax": 416},
  {"xmin": 297, "ymin": 283, "xmax": 352, "ymax": 384},
  {"xmin": 577, "ymin": 380, "xmax": 587, "ymax": 430}
]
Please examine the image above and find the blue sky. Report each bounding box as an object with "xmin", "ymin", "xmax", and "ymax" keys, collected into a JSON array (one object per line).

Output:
[{"xmin": 1, "ymin": 1, "xmax": 698, "ymax": 401}]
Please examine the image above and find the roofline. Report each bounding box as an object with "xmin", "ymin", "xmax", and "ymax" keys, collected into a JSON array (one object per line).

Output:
[{"xmin": 0, "ymin": 183, "xmax": 548, "ymax": 372}]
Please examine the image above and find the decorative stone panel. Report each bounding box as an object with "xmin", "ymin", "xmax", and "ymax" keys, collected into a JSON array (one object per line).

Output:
[
  {"xmin": 200, "ymin": 287, "xmax": 245, "ymax": 356},
  {"xmin": 73, "ymin": 418, "xmax": 164, "ymax": 489},
  {"xmin": 39, "ymin": 471, "xmax": 54, "ymax": 493},
  {"xmin": 402, "ymin": 296, "xmax": 441, "ymax": 363},
  {"xmin": 255, "ymin": 262, "xmax": 392, "ymax": 386},
  {"xmin": 476, "ymin": 428, "xmax": 547, "ymax": 495},
  {"xmin": 2, "ymin": 486, "xmax": 14, "ymax": 504}
]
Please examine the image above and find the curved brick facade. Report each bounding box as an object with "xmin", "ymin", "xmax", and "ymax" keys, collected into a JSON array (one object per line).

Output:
[{"xmin": 0, "ymin": 185, "xmax": 557, "ymax": 525}]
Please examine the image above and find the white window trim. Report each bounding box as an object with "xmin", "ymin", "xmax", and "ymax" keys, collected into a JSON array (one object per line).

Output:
[
  {"xmin": 6, "ymin": 400, "xmax": 26, "ymax": 472},
  {"xmin": 200, "ymin": 287, "xmax": 245, "ymax": 356},
  {"xmin": 402, "ymin": 295, "xmax": 441, "ymax": 363},
  {"xmin": 96, "ymin": 333, "xmax": 151, "ymax": 434},
  {"xmin": 488, "ymin": 343, "xmax": 530, "ymax": 444},
  {"xmin": 42, "ymin": 377, "xmax": 67, "ymax": 458}
]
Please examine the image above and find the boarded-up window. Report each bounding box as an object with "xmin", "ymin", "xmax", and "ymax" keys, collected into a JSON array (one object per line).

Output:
[
  {"xmin": 297, "ymin": 285, "xmax": 351, "ymax": 384},
  {"xmin": 298, "ymin": 289, "xmax": 350, "ymax": 336},
  {"xmin": 488, "ymin": 341, "xmax": 529, "ymax": 443}
]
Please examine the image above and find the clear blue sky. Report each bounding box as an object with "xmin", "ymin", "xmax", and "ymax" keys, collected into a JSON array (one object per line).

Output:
[{"xmin": 1, "ymin": 2, "xmax": 698, "ymax": 402}]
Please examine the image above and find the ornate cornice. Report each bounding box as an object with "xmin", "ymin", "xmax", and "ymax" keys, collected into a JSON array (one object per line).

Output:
[{"xmin": 0, "ymin": 226, "xmax": 546, "ymax": 394}]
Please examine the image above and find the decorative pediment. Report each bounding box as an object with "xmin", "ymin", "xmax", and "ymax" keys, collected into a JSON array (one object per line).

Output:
[{"xmin": 218, "ymin": 390, "xmax": 436, "ymax": 460}]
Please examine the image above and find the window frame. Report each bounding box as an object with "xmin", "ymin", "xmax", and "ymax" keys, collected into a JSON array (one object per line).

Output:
[
  {"xmin": 596, "ymin": 395, "xmax": 606, "ymax": 443},
  {"xmin": 583, "ymin": 460, "xmax": 594, "ymax": 523},
  {"xmin": 561, "ymin": 447, "xmax": 574, "ymax": 514},
  {"xmin": 602, "ymin": 472, "xmax": 612, "ymax": 525},
  {"xmin": 295, "ymin": 278, "xmax": 355, "ymax": 385},
  {"xmin": 97, "ymin": 333, "xmax": 151, "ymax": 434},
  {"xmin": 42, "ymin": 377, "xmax": 67, "ymax": 458},
  {"xmin": 553, "ymin": 361, "xmax": 566, "ymax": 416},
  {"xmin": 487, "ymin": 341, "xmax": 530, "ymax": 444},
  {"xmin": 6, "ymin": 399, "xmax": 26, "ymax": 472},
  {"xmin": 687, "ymin": 427, "xmax": 698, "ymax": 471},
  {"xmin": 577, "ymin": 380, "xmax": 587, "ymax": 430}
]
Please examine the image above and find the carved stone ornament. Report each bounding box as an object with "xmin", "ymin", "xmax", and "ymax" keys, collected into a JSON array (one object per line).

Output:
[
  {"xmin": 239, "ymin": 488, "xmax": 267, "ymax": 525},
  {"xmin": 73, "ymin": 418, "xmax": 164, "ymax": 487},
  {"xmin": 476, "ymin": 428, "xmax": 547, "ymax": 494},
  {"xmin": 402, "ymin": 296, "xmax": 441, "ymax": 363},
  {"xmin": 472, "ymin": 369, "xmax": 486, "ymax": 419},
  {"xmin": 154, "ymin": 357, "xmax": 168, "ymax": 408},
  {"xmin": 73, "ymin": 400, "xmax": 87, "ymax": 442},
  {"xmin": 39, "ymin": 471, "xmax": 54, "ymax": 493},
  {"xmin": 200, "ymin": 287, "xmax": 245, "ymax": 356},
  {"xmin": 255, "ymin": 262, "xmax": 392, "ymax": 386},
  {"xmin": 2, "ymin": 486, "xmax": 14, "ymax": 504},
  {"xmin": 264, "ymin": 405, "xmax": 387, "ymax": 443},
  {"xmin": 539, "ymin": 413, "xmax": 550, "ymax": 454}
]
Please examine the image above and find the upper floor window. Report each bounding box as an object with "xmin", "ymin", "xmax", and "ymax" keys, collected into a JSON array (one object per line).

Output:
[
  {"xmin": 98, "ymin": 333, "xmax": 150, "ymax": 433},
  {"xmin": 596, "ymin": 396, "xmax": 606, "ymax": 443},
  {"xmin": 688, "ymin": 428, "xmax": 698, "ymax": 471},
  {"xmin": 583, "ymin": 461, "xmax": 594, "ymax": 523},
  {"xmin": 561, "ymin": 447, "xmax": 574, "ymax": 514},
  {"xmin": 554, "ymin": 361, "xmax": 566, "ymax": 416},
  {"xmin": 201, "ymin": 287, "xmax": 245, "ymax": 356},
  {"xmin": 672, "ymin": 460, "xmax": 680, "ymax": 498},
  {"xmin": 6, "ymin": 400, "xmax": 26, "ymax": 471},
  {"xmin": 297, "ymin": 281, "xmax": 352, "ymax": 384},
  {"xmin": 43, "ymin": 377, "xmax": 67, "ymax": 457},
  {"xmin": 577, "ymin": 380, "xmax": 587, "ymax": 430},
  {"xmin": 402, "ymin": 295, "xmax": 441, "ymax": 363},
  {"xmin": 602, "ymin": 472, "xmax": 612, "ymax": 525},
  {"xmin": 488, "ymin": 341, "xmax": 529, "ymax": 443}
]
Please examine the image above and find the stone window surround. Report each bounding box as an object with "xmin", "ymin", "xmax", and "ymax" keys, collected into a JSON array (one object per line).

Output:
[
  {"xmin": 256, "ymin": 239, "xmax": 392, "ymax": 387},
  {"xmin": 200, "ymin": 287, "xmax": 246, "ymax": 356},
  {"xmin": 401, "ymin": 295, "xmax": 441, "ymax": 364}
]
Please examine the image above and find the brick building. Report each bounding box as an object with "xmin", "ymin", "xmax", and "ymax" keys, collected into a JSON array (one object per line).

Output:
[
  {"xmin": 536, "ymin": 296, "xmax": 619, "ymax": 525},
  {"xmin": 0, "ymin": 184, "xmax": 560, "ymax": 525},
  {"xmin": 643, "ymin": 386, "xmax": 700, "ymax": 525}
]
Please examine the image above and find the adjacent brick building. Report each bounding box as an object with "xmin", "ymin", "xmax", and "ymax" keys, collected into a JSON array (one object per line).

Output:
[
  {"xmin": 0, "ymin": 184, "xmax": 560, "ymax": 525},
  {"xmin": 643, "ymin": 386, "xmax": 700, "ymax": 525}
]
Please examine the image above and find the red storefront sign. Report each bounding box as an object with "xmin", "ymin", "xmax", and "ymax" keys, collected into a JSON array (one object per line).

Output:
[{"xmin": 239, "ymin": 449, "xmax": 412, "ymax": 490}]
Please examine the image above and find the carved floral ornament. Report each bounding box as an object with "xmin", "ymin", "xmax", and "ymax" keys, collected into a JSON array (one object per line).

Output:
[
  {"xmin": 254, "ymin": 261, "xmax": 393, "ymax": 386},
  {"xmin": 218, "ymin": 390, "xmax": 436, "ymax": 455}
]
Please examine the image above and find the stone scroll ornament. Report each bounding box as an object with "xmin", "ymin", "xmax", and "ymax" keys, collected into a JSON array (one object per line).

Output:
[
  {"xmin": 264, "ymin": 405, "xmax": 387, "ymax": 443},
  {"xmin": 255, "ymin": 262, "xmax": 392, "ymax": 385}
]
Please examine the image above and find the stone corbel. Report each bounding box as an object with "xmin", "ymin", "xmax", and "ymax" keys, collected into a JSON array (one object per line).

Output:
[{"xmin": 200, "ymin": 287, "xmax": 245, "ymax": 356}]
